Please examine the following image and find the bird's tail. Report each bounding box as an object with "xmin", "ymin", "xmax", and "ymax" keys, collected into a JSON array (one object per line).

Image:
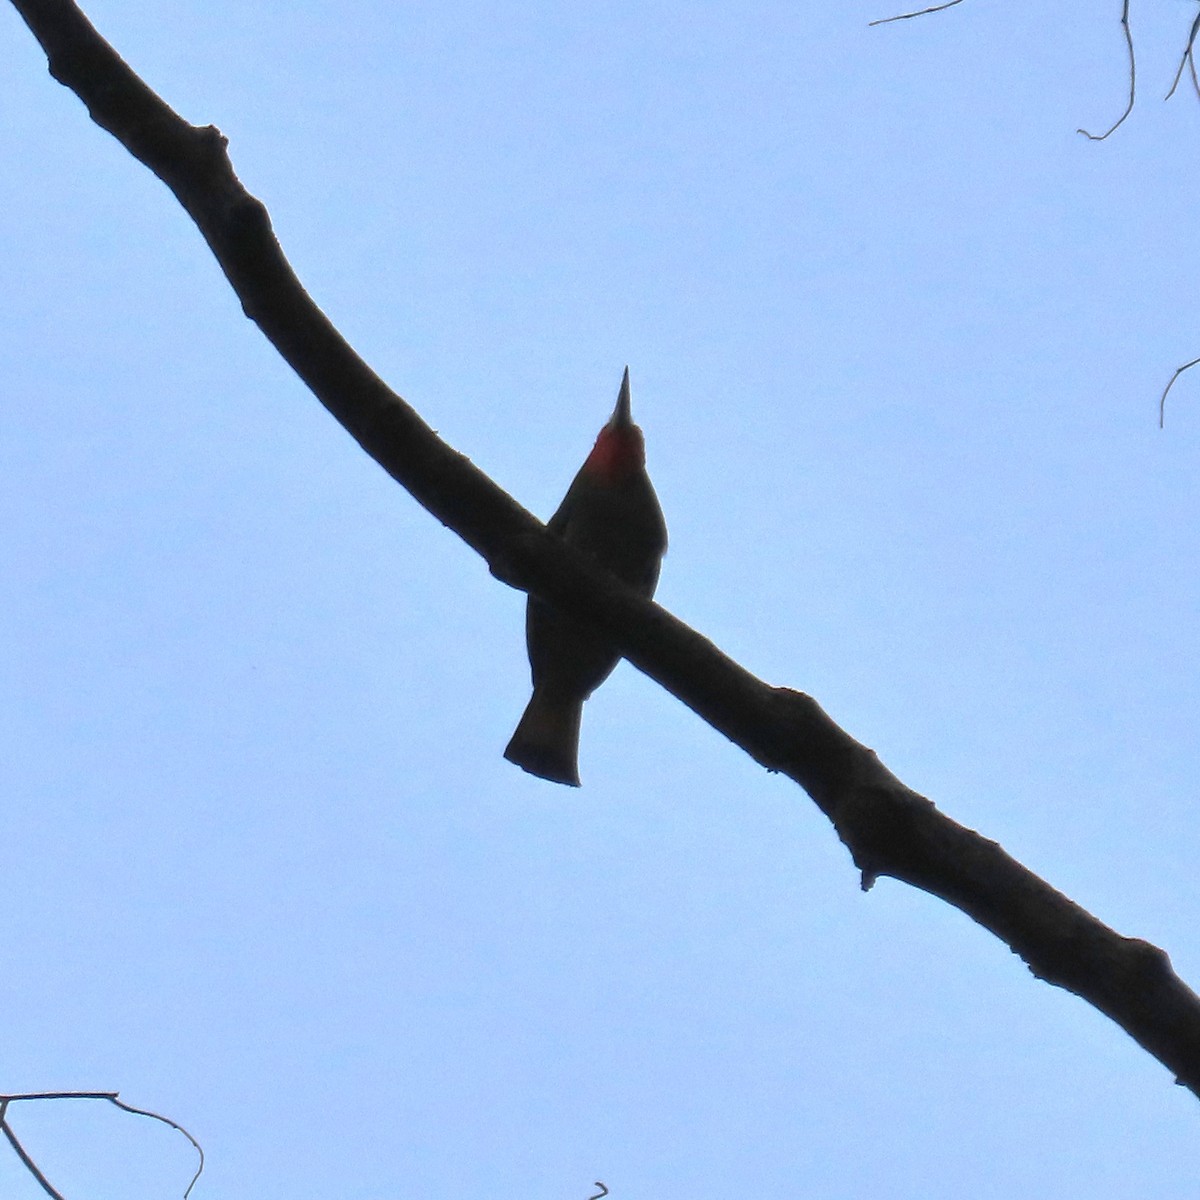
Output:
[{"xmin": 504, "ymin": 687, "xmax": 584, "ymax": 787}]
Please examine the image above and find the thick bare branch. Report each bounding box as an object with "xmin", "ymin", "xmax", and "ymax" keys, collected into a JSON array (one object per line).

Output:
[{"xmin": 9, "ymin": 0, "xmax": 1200, "ymax": 1099}]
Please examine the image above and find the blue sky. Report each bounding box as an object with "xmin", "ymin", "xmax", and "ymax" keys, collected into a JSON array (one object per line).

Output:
[{"xmin": 4, "ymin": 0, "xmax": 1200, "ymax": 1196}]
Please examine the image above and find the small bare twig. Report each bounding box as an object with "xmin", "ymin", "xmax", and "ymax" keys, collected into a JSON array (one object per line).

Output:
[
  {"xmin": 1159, "ymin": 356, "xmax": 1200, "ymax": 427},
  {"xmin": 1165, "ymin": 7, "xmax": 1200, "ymax": 101},
  {"xmin": 875, "ymin": 0, "xmax": 1199, "ymax": 138},
  {"xmin": 869, "ymin": 0, "xmax": 964, "ymax": 28},
  {"xmin": 1078, "ymin": 0, "xmax": 1135, "ymax": 140},
  {"xmin": 0, "ymin": 1098, "xmax": 67, "ymax": 1200},
  {"xmin": 0, "ymin": 1092, "xmax": 204, "ymax": 1199},
  {"xmin": 108, "ymin": 1096, "xmax": 204, "ymax": 1198},
  {"xmin": 588, "ymin": 1185, "xmax": 610, "ymax": 1200}
]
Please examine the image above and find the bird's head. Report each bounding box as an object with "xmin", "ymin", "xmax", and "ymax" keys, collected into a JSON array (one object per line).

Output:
[{"xmin": 582, "ymin": 367, "xmax": 646, "ymax": 481}]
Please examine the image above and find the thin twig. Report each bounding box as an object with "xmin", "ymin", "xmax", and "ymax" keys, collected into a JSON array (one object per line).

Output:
[
  {"xmin": 588, "ymin": 1185, "xmax": 609, "ymax": 1200},
  {"xmin": 1078, "ymin": 0, "xmax": 1135, "ymax": 139},
  {"xmin": 0, "ymin": 1092, "xmax": 204, "ymax": 1199},
  {"xmin": 108, "ymin": 1096, "xmax": 205, "ymax": 1198},
  {"xmin": 1159, "ymin": 356, "xmax": 1200, "ymax": 427},
  {"xmin": 869, "ymin": 0, "xmax": 964, "ymax": 28},
  {"xmin": 1165, "ymin": 8, "xmax": 1200, "ymax": 101},
  {"xmin": 0, "ymin": 1118, "xmax": 67, "ymax": 1200}
]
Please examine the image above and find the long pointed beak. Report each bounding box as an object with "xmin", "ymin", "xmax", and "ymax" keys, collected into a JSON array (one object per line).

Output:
[{"xmin": 612, "ymin": 366, "xmax": 632, "ymax": 428}]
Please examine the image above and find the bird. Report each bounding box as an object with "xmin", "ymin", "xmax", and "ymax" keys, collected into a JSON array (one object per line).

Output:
[{"xmin": 504, "ymin": 367, "xmax": 667, "ymax": 786}]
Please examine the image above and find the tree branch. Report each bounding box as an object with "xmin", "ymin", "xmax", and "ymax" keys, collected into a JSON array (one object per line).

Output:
[
  {"xmin": 0, "ymin": 1091, "xmax": 203, "ymax": 1198},
  {"xmin": 868, "ymin": 0, "xmax": 966, "ymax": 30},
  {"xmin": 1077, "ymin": 0, "xmax": 1135, "ymax": 141},
  {"xmin": 9, "ymin": 0, "xmax": 1200, "ymax": 1098}
]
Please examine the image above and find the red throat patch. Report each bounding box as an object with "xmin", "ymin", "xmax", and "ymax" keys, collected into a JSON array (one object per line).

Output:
[{"xmin": 583, "ymin": 424, "xmax": 645, "ymax": 481}]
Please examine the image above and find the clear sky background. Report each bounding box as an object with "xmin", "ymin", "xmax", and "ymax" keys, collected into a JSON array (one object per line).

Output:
[{"xmin": 3, "ymin": 0, "xmax": 1200, "ymax": 1197}]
